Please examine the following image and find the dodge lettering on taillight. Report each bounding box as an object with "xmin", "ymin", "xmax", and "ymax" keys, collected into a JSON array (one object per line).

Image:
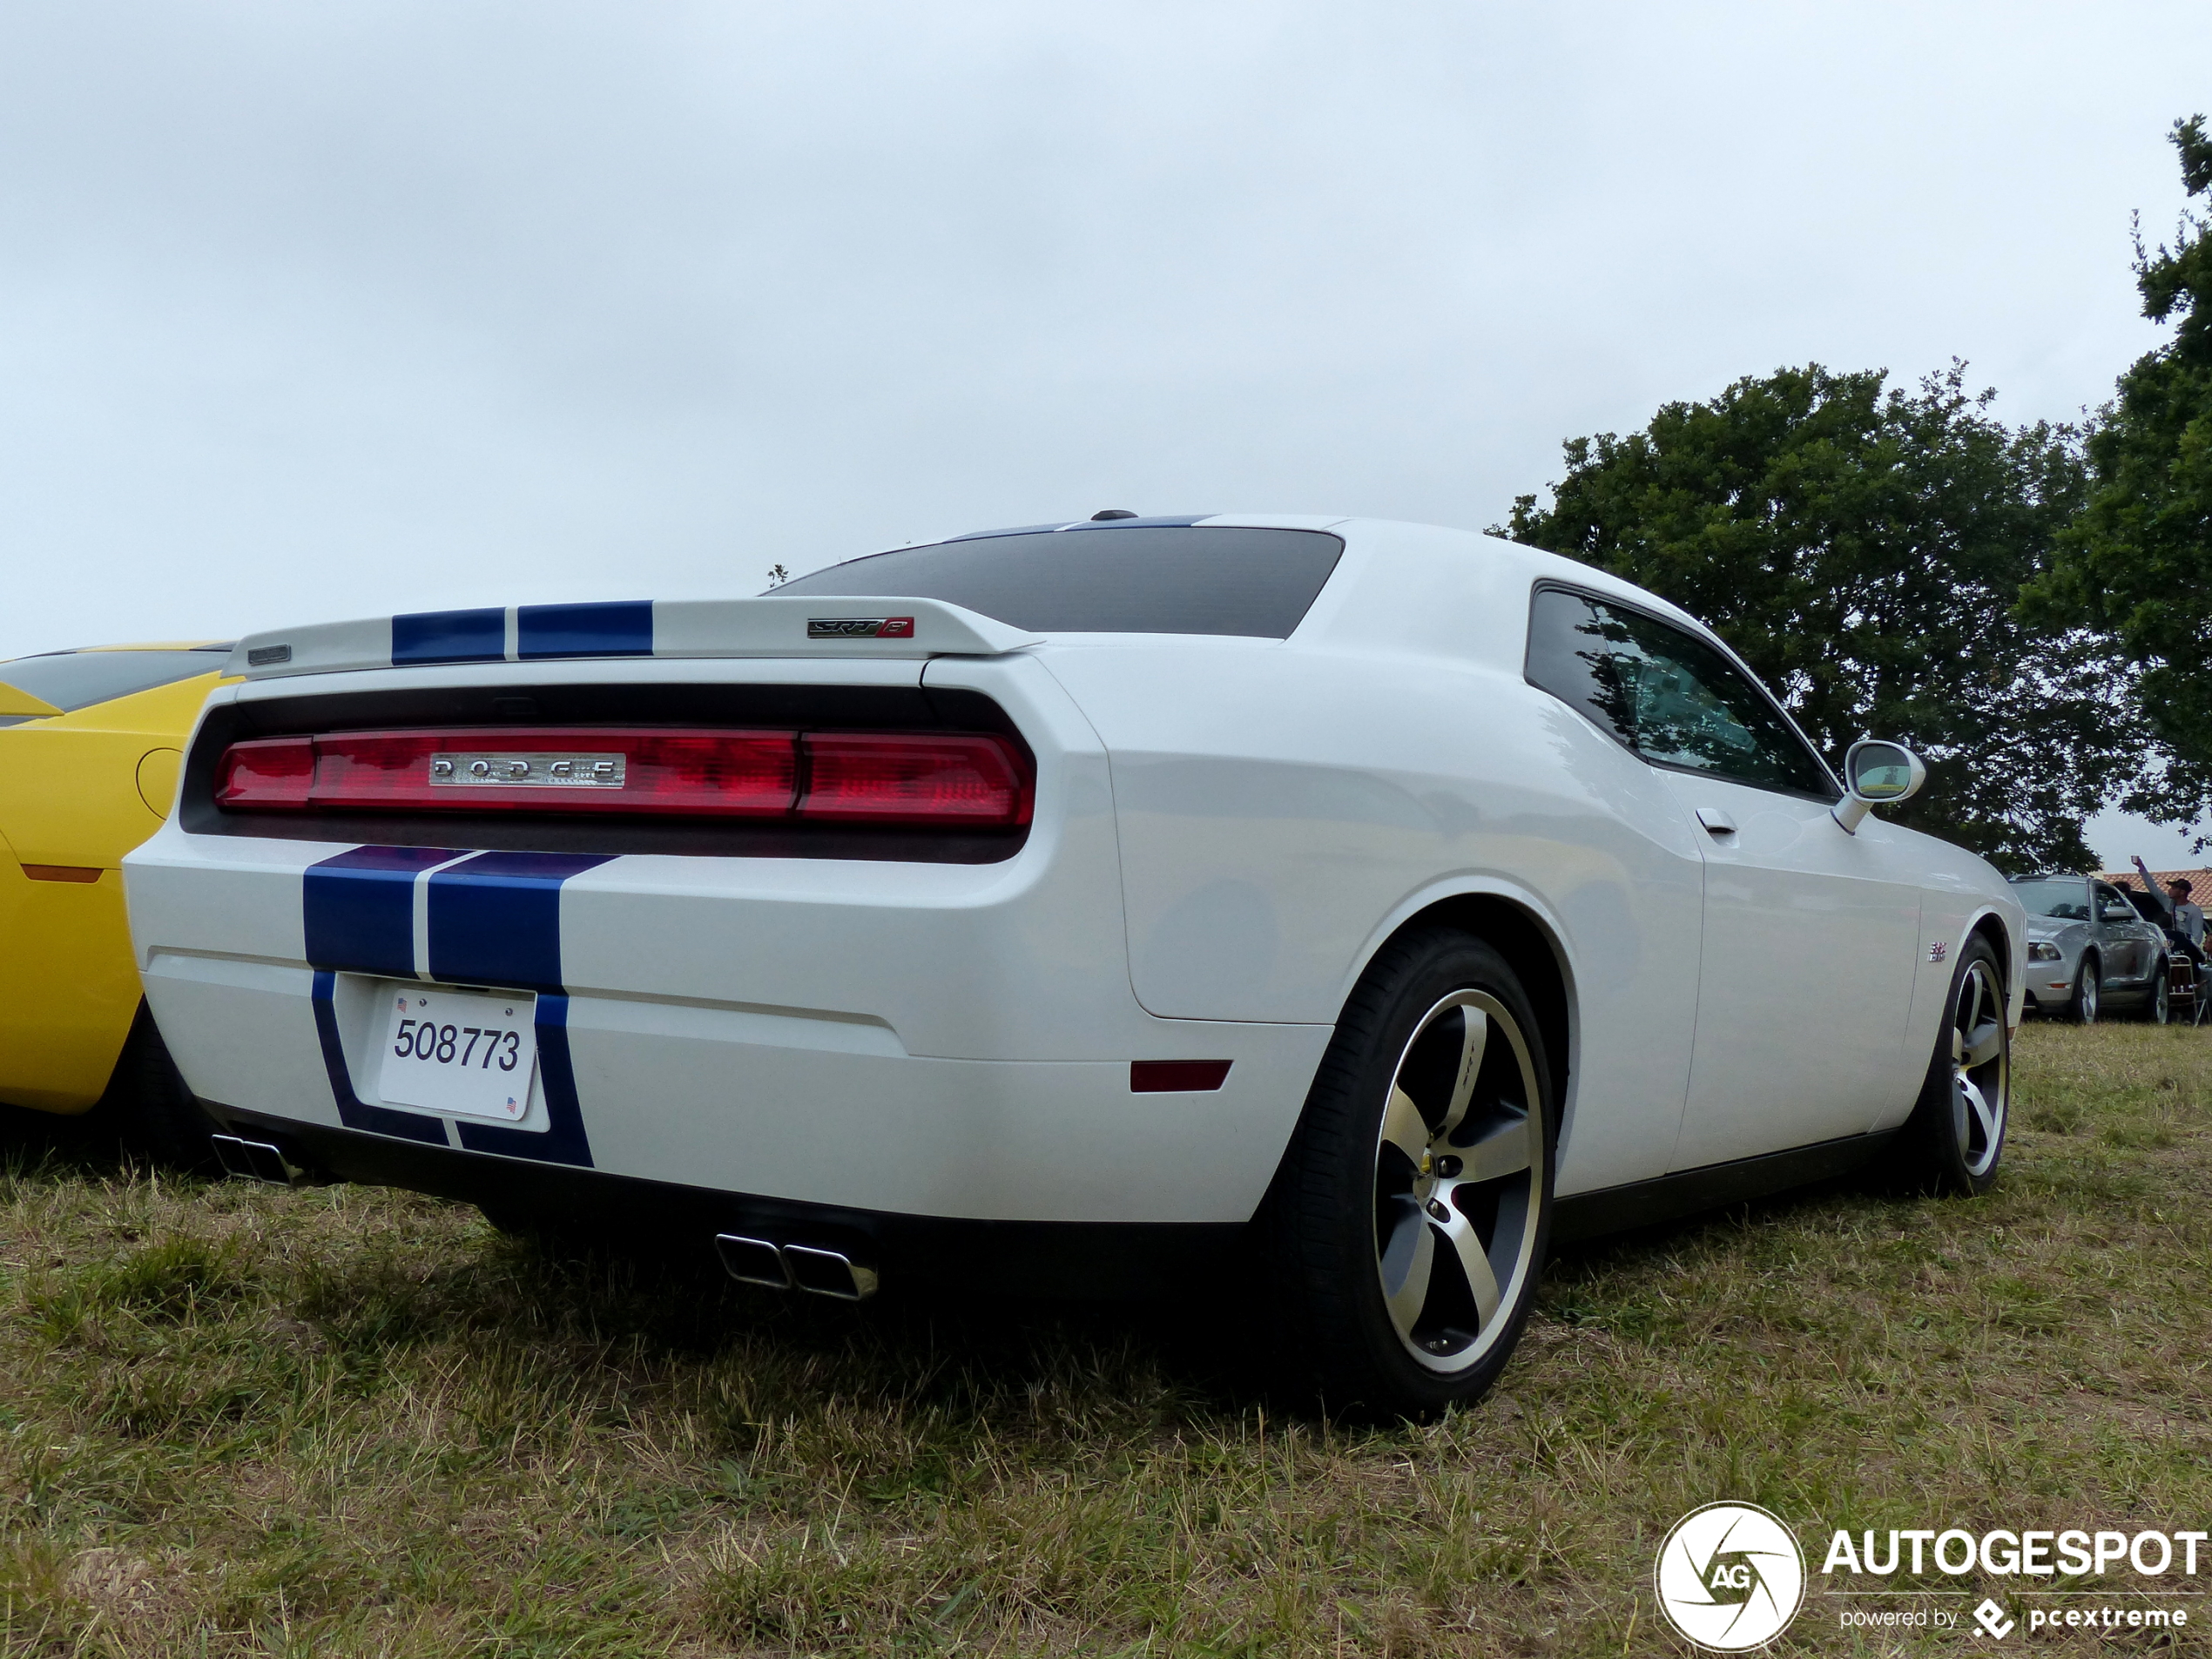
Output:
[{"xmin": 429, "ymin": 752, "xmax": 626, "ymax": 787}]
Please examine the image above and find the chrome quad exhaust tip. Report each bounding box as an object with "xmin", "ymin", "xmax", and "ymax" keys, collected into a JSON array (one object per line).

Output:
[
  {"xmin": 714, "ymin": 1234, "xmax": 790, "ymax": 1289},
  {"xmin": 714, "ymin": 1233, "xmax": 879, "ymax": 1300},
  {"xmin": 783, "ymin": 1244, "xmax": 880, "ymax": 1301},
  {"xmin": 209, "ymin": 1134, "xmax": 310, "ymax": 1185}
]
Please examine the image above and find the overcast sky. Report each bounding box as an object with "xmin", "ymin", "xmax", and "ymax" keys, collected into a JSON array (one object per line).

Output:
[{"xmin": 3, "ymin": 3, "xmax": 2206, "ymax": 860}]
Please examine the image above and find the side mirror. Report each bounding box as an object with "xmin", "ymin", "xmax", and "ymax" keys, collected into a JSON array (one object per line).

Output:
[{"xmin": 1832, "ymin": 739, "xmax": 1926, "ymax": 834}]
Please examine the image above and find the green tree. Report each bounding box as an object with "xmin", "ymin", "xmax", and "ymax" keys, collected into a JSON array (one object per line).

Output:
[
  {"xmin": 1500, "ymin": 362, "xmax": 2140, "ymax": 871},
  {"xmin": 2024, "ymin": 116, "xmax": 2212, "ymax": 836}
]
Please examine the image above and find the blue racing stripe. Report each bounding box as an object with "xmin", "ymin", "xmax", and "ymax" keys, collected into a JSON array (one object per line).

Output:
[
  {"xmin": 516, "ymin": 600, "xmax": 652, "ymax": 659},
  {"xmin": 428, "ymin": 852, "xmax": 610, "ymax": 1170},
  {"xmin": 302, "ymin": 847, "xmax": 607, "ymax": 1167},
  {"xmin": 310, "ymin": 971, "xmax": 449, "ymax": 1144},
  {"xmin": 303, "ymin": 846, "xmax": 462, "ymax": 978},
  {"xmin": 456, "ymin": 995, "xmax": 592, "ymax": 1166},
  {"xmin": 393, "ymin": 607, "xmax": 505, "ymax": 664},
  {"xmin": 425, "ymin": 852, "xmax": 612, "ymax": 993}
]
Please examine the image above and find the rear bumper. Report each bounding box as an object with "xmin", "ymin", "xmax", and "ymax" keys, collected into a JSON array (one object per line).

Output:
[
  {"xmin": 143, "ymin": 944, "xmax": 1328, "ymax": 1224},
  {"xmin": 212, "ymin": 1108, "xmax": 1242, "ymax": 1297}
]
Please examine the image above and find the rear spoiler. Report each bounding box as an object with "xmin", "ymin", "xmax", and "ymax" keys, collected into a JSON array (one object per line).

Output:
[{"xmin": 222, "ymin": 597, "xmax": 1042, "ymax": 681}]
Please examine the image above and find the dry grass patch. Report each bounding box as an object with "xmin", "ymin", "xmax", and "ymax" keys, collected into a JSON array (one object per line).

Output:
[{"xmin": 0, "ymin": 1021, "xmax": 2206, "ymax": 1654}]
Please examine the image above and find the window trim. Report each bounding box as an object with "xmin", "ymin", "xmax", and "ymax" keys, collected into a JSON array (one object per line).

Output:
[
  {"xmin": 1521, "ymin": 579, "xmax": 1843, "ymax": 806},
  {"xmin": 2092, "ymin": 882, "xmax": 2139, "ymax": 924}
]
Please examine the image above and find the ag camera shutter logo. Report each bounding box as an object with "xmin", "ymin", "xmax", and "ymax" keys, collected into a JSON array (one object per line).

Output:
[{"xmin": 1656, "ymin": 1502, "xmax": 1806, "ymax": 1651}]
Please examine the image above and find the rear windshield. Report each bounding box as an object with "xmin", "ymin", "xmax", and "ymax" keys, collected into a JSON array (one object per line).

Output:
[
  {"xmin": 771, "ymin": 525, "xmax": 1345, "ymax": 637},
  {"xmin": 2010, "ymin": 878, "xmax": 2091, "ymax": 921},
  {"xmin": 0, "ymin": 650, "xmax": 225, "ymax": 713}
]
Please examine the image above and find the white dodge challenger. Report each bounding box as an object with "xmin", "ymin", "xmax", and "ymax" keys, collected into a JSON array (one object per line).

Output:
[{"xmin": 124, "ymin": 515, "xmax": 2023, "ymax": 1417}]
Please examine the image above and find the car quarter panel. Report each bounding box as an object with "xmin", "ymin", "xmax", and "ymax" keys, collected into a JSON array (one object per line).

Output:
[
  {"xmin": 0, "ymin": 846, "xmax": 148, "ymax": 1109},
  {"xmin": 0, "ymin": 671, "xmax": 226, "ymax": 1110},
  {"xmin": 1034, "ymin": 527, "xmax": 1711, "ymax": 1197},
  {"xmin": 0, "ymin": 675, "xmax": 220, "ymax": 867}
]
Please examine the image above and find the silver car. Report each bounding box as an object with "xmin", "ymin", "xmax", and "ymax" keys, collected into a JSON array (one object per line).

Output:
[{"xmin": 2008, "ymin": 873, "xmax": 2171, "ymax": 1023}]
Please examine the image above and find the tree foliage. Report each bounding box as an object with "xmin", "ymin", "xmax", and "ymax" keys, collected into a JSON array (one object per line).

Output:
[
  {"xmin": 2023, "ymin": 116, "xmax": 2212, "ymax": 833},
  {"xmin": 1501, "ymin": 362, "xmax": 2140, "ymax": 871}
]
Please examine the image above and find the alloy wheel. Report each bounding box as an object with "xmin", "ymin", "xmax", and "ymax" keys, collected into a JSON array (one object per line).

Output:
[
  {"xmin": 1371, "ymin": 989, "xmax": 1546, "ymax": 1374},
  {"xmin": 1950, "ymin": 959, "xmax": 2007, "ymax": 1180}
]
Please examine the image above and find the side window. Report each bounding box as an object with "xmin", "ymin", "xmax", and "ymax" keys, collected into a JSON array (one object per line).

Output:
[
  {"xmin": 2094, "ymin": 884, "xmax": 2140, "ymax": 924},
  {"xmin": 1525, "ymin": 586, "xmax": 1835, "ymax": 799}
]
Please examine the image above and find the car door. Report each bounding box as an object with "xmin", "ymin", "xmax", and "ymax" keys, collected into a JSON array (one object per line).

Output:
[
  {"xmin": 2117, "ymin": 886, "xmax": 2164, "ymax": 982},
  {"xmin": 1522, "ymin": 587, "xmax": 1924, "ymax": 1171},
  {"xmin": 2091, "ymin": 882, "xmax": 2149, "ymax": 985}
]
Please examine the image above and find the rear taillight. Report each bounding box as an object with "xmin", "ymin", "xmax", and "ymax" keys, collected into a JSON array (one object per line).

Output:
[
  {"xmin": 800, "ymin": 732, "xmax": 1031, "ymax": 824},
  {"xmin": 215, "ymin": 727, "xmax": 1030, "ymax": 827},
  {"xmin": 217, "ymin": 738, "xmax": 315, "ymax": 809}
]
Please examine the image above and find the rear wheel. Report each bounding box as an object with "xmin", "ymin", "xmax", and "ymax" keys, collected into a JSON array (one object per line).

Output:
[
  {"xmin": 98, "ymin": 1004, "xmax": 224, "ymax": 1172},
  {"xmin": 1263, "ymin": 928, "xmax": 1554, "ymax": 1421},
  {"xmin": 1891, "ymin": 937, "xmax": 2009, "ymax": 1197},
  {"xmin": 2142, "ymin": 961, "xmax": 2172, "ymax": 1025}
]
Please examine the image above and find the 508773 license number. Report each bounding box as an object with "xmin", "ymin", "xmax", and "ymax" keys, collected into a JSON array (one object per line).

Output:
[
  {"xmin": 393, "ymin": 1018, "xmax": 523, "ymax": 1073},
  {"xmin": 376, "ymin": 984, "xmax": 539, "ymax": 1122}
]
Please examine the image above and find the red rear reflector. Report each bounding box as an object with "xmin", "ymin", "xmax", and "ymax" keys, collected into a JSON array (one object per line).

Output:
[
  {"xmin": 215, "ymin": 726, "xmax": 1031, "ymax": 827},
  {"xmin": 799, "ymin": 732, "xmax": 1030, "ymax": 826},
  {"xmin": 1130, "ymin": 1060, "xmax": 1232, "ymax": 1093}
]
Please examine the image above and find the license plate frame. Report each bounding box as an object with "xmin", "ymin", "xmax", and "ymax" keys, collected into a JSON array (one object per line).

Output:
[{"xmin": 375, "ymin": 983, "xmax": 539, "ymax": 1122}]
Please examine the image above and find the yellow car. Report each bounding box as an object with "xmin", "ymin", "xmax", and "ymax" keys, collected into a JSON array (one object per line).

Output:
[{"xmin": 0, "ymin": 643, "xmax": 234, "ymax": 1162}]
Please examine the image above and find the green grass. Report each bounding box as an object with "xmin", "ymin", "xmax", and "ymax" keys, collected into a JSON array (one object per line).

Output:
[{"xmin": 2, "ymin": 1022, "xmax": 2209, "ymax": 1655}]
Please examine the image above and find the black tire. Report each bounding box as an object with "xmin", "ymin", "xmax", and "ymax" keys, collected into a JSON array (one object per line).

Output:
[
  {"xmin": 2067, "ymin": 954, "xmax": 2100, "ymax": 1025},
  {"xmin": 1262, "ymin": 927, "xmax": 1556, "ymax": 1421},
  {"xmin": 96, "ymin": 1003, "xmax": 225, "ymax": 1172},
  {"xmin": 2141, "ymin": 960, "xmax": 2172, "ymax": 1025},
  {"xmin": 1891, "ymin": 936, "xmax": 2009, "ymax": 1197}
]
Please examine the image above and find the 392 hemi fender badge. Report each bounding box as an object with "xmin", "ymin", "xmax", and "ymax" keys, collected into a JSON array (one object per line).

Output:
[
  {"xmin": 1927, "ymin": 940, "xmax": 1949, "ymax": 963},
  {"xmin": 429, "ymin": 752, "xmax": 626, "ymax": 787},
  {"xmin": 807, "ymin": 616, "xmax": 916, "ymax": 639}
]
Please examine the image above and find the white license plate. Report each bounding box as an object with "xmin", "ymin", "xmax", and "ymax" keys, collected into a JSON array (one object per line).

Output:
[{"xmin": 377, "ymin": 984, "xmax": 538, "ymax": 1121}]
